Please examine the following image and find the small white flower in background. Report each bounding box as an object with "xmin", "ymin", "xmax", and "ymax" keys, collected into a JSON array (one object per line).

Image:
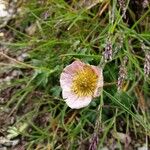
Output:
[
  {"xmin": 0, "ymin": 1, "xmax": 9, "ymax": 18},
  {"xmin": 0, "ymin": 0, "xmax": 11, "ymax": 27},
  {"xmin": 0, "ymin": 0, "xmax": 19, "ymax": 28},
  {"xmin": 60, "ymin": 60, "xmax": 103, "ymax": 109}
]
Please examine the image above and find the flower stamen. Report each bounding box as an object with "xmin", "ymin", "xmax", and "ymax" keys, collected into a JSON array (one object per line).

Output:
[{"xmin": 71, "ymin": 65, "xmax": 98, "ymax": 97}]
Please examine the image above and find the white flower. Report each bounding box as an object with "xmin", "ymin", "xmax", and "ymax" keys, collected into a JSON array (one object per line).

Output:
[
  {"xmin": 0, "ymin": 1, "xmax": 9, "ymax": 18},
  {"xmin": 60, "ymin": 60, "xmax": 103, "ymax": 109}
]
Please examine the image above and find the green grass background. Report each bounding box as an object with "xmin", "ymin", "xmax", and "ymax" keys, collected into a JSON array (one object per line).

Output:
[{"xmin": 0, "ymin": 0, "xmax": 150, "ymax": 149}]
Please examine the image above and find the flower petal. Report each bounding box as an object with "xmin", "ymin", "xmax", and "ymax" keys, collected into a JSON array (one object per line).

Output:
[
  {"xmin": 91, "ymin": 66, "xmax": 103, "ymax": 97},
  {"xmin": 63, "ymin": 90, "xmax": 92, "ymax": 109},
  {"xmin": 63, "ymin": 60, "xmax": 85, "ymax": 75},
  {"xmin": 60, "ymin": 73, "xmax": 73, "ymax": 91}
]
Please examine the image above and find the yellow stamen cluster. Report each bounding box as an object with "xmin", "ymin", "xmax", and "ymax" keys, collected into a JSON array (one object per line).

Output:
[{"xmin": 71, "ymin": 65, "xmax": 98, "ymax": 97}]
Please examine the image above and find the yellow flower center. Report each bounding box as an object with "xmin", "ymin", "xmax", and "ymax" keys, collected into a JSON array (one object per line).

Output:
[{"xmin": 71, "ymin": 65, "xmax": 98, "ymax": 97}]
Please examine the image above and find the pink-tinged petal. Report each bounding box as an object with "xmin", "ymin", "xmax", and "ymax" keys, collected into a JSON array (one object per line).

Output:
[
  {"xmin": 60, "ymin": 73, "xmax": 73, "ymax": 91},
  {"xmin": 62, "ymin": 90, "xmax": 74, "ymax": 99},
  {"xmin": 63, "ymin": 90, "xmax": 92, "ymax": 109},
  {"xmin": 66, "ymin": 96, "xmax": 92, "ymax": 109},
  {"xmin": 91, "ymin": 66, "xmax": 103, "ymax": 97},
  {"xmin": 60, "ymin": 72, "xmax": 73, "ymax": 81},
  {"xmin": 60, "ymin": 80, "xmax": 72, "ymax": 91},
  {"xmin": 63, "ymin": 60, "xmax": 85, "ymax": 75},
  {"xmin": 94, "ymin": 87, "xmax": 103, "ymax": 97}
]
